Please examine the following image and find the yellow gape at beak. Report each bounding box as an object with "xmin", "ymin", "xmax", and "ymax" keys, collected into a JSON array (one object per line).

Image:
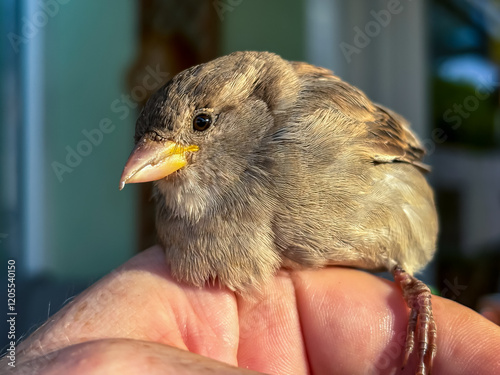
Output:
[{"xmin": 119, "ymin": 137, "xmax": 199, "ymax": 190}]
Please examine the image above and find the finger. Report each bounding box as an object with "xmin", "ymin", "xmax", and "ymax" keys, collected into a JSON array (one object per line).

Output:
[
  {"xmin": 16, "ymin": 246, "xmax": 240, "ymax": 367},
  {"xmin": 9, "ymin": 339, "xmax": 261, "ymax": 375},
  {"xmin": 432, "ymin": 297, "xmax": 500, "ymax": 375},
  {"xmin": 236, "ymin": 270, "xmax": 308, "ymax": 374},
  {"xmin": 481, "ymin": 308, "xmax": 500, "ymax": 326},
  {"xmin": 292, "ymin": 267, "xmax": 500, "ymax": 375}
]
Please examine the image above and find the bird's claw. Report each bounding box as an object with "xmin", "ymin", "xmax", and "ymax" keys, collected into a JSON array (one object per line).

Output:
[{"xmin": 393, "ymin": 266, "xmax": 437, "ymax": 375}]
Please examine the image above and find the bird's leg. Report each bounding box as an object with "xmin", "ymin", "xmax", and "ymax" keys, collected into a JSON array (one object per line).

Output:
[{"xmin": 392, "ymin": 266, "xmax": 437, "ymax": 375}]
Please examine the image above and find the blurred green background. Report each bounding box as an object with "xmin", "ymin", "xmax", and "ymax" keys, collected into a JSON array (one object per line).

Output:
[{"xmin": 1, "ymin": 0, "xmax": 499, "ymax": 353}]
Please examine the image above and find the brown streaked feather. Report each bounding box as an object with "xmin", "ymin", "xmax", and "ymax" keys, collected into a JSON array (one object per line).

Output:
[
  {"xmin": 291, "ymin": 60, "xmax": 430, "ymax": 173},
  {"xmin": 368, "ymin": 105, "xmax": 431, "ymax": 172},
  {"xmin": 291, "ymin": 61, "xmax": 334, "ymax": 79}
]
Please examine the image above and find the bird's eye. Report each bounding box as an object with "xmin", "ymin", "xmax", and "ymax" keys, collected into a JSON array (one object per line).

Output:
[{"xmin": 193, "ymin": 113, "xmax": 212, "ymax": 131}]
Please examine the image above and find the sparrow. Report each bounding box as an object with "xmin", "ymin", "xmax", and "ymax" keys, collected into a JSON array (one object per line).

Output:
[{"xmin": 119, "ymin": 51, "xmax": 438, "ymax": 375}]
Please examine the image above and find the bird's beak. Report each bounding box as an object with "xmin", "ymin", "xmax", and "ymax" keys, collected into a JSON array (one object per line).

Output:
[{"xmin": 119, "ymin": 137, "xmax": 199, "ymax": 190}]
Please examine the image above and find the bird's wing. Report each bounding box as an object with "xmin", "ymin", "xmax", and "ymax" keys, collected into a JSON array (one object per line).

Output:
[
  {"xmin": 367, "ymin": 104, "xmax": 431, "ymax": 172},
  {"xmin": 290, "ymin": 61, "xmax": 430, "ymax": 172}
]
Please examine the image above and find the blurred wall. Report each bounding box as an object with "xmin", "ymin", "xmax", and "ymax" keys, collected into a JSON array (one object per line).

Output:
[
  {"xmin": 43, "ymin": 1, "xmax": 138, "ymax": 279},
  {"xmin": 221, "ymin": 0, "xmax": 307, "ymax": 61},
  {"xmin": 306, "ymin": 0, "xmax": 428, "ymax": 139}
]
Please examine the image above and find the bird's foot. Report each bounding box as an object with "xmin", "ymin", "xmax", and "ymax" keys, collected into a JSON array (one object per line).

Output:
[{"xmin": 392, "ymin": 266, "xmax": 437, "ymax": 375}]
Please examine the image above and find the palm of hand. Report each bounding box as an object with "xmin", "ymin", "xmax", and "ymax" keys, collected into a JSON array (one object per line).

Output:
[{"xmin": 7, "ymin": 246, "xmax": 499, "ymax": 375}]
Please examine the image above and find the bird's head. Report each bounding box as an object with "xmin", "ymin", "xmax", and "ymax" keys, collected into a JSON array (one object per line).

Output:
[{"xmin": 119, "ymin": 51, "xmax": 299, "ymax": 215}]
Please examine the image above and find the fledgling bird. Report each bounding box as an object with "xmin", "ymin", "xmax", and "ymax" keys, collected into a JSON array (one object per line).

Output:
[{"xmin": 119, "ymin": 51, "xmax": 438, "ymax": 375}]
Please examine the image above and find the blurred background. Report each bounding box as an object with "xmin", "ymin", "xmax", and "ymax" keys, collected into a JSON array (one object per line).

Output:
[{"xmin": 1, "ymin": 0, "xmax": 499, "ymax": 352}]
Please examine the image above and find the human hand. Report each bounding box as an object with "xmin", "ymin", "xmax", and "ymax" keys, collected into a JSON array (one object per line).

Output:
[
  {"xmin": 479, "ymin": 294, "xmax": 500, "ymax": 326},
  {"xmin": 3, "ymin": 246, "xmax": 499, "ymax": 374}
]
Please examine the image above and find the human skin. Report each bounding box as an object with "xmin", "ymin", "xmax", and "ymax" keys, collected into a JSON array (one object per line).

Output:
[{"xmin": 3, "ymin": 246, "xmax": 499, "ymax": 375}]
